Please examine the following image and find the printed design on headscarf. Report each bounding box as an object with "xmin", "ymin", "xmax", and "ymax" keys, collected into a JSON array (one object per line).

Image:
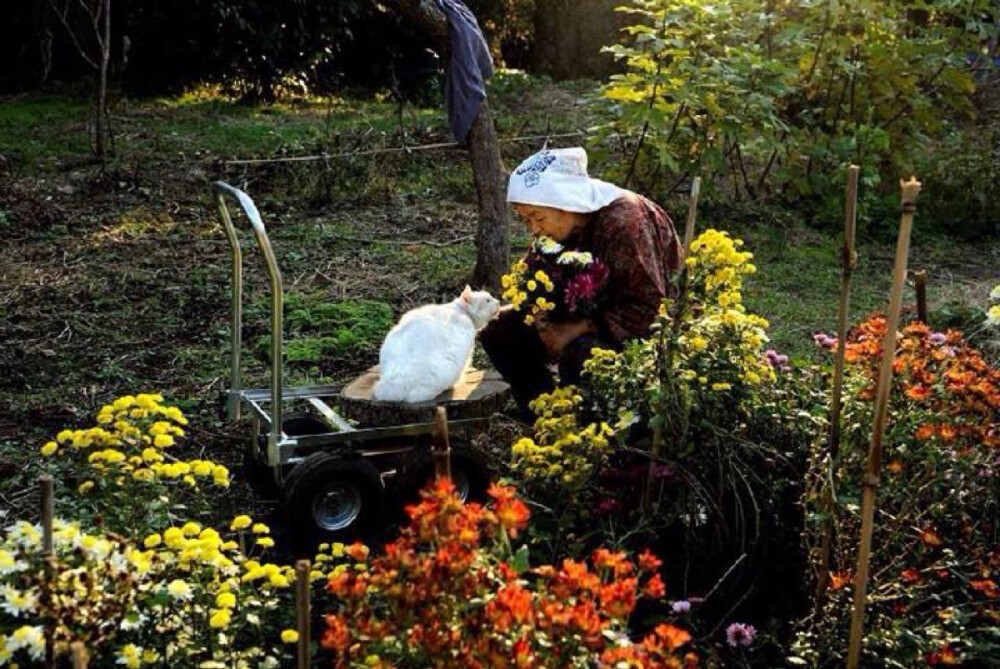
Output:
[{"xmin": 515, "ymin": 152, "xmax": 557, "ymax": 188}]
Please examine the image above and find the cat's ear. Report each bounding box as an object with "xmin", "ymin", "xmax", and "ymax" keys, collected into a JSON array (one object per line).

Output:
[{"xmin": 461, "ymin": 285, "xmax": 473, "ymax": 303}]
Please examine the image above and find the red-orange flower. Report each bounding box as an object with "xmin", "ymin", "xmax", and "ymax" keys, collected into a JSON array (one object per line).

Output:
[
  {"xmin": 920, "ymin": 527, "xmax": 944, "ymax": 547},
  {"xmin": 321, "ymin": 614, "xmax": 350, "ymax": 651},
  {"xmin": 970, "ymin": 579, "xmax": 999, "ymax": 599},
  {"xmin": 830, "ymin": 570, "xmax": 852, "ymax": 591},
  {"xmin": 906, "ymin": 385, "xmax": 932, "ymax": 401},
  {"xmin": 928, "ymin": 643, "xmax": 959, "ymax": 665},
  {"xmin": 654, "ymin": 624, "xmax": 692, "ymax": 651},
  {"xmin": 345, "ymin": 541, "xmax": 370, "ymax": 561},
  {"xmin": 494, "ymin": 496, "xmax": 530, "ymax": 537},
  {"xmin": 643, "ymin": 573, "xmax": 666, "ymax": 598},
  {"xmin": 901, "ymin": 568, "xmax": 922, "ymax": 584},
  {"xmin": 638, "ymin": 549, "xmax": 663, "ymax": 572}
]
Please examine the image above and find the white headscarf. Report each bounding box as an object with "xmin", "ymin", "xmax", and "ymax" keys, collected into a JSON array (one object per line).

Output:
[{"xmin": 506, "ymin": 147, "xmax": 627, "ymax": 214}]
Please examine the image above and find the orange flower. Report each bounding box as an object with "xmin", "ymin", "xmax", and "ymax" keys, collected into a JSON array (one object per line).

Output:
[
  {"xmin": 928, "ymin": 644, "xmax": 960, "ymax": 665},
  {"xmin": 939, "ymin": 423, "xmax": 957, "ymax": 443},
  {"xmin": 643, "ymin": 573, "xmax": 666, "ymax": 598},
  {"xmin": 320, "ymin": 614, "xmax": 350, "ymax": 651},
  {"xmin": 970, "ymin": 579, "xmax": 999, "ymax": 599},
  {"xmin": 914, "ymin": 423, "xmax": 936, "ymax": 440},
  {"xmin": 920, "ymin": 527, "xmax": 944, "ymax": 547},
  {"xmin": 494, "ymin": 496, "xmax": 530, "ymax": 537},
  {"xmin": 654, "ymin": 624, "xmax": 692, "ymax": 651},
  {"xmin": 345, "ymin": 542, "xmax": 370, "ymax": 561},
  {"xmin": 638, "ymin": 549, "xmax": 663, "ymax": 572},
  {"xmin": 906, "ymin": 385, "xmax": 931, "ymax": 401},
  {"xmin": 829, "ymin": 570, "xmax": 852, "ymax": 591},
  {"xmin": 887, "ymin": 460, "xmax": 904, "ymax": 474}
]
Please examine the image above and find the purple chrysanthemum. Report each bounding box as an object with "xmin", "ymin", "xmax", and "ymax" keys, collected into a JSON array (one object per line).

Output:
[
  {"xmin": 726, "ymin": 622, "xmax": 757, "ymax": 648},
  {"xmin": 929, "ymin": 332, "xmax": 947, "ymax": 346},
  {"xmin": 671, "ymin": 600, "xmax": 692, "ymax": 614},
  {"xmin": 596, "ymin": 498, "xmax": 621, "ymax": 515},
  {"xmin": 564, "ymin": 260, "xmax": 609, "ymax": 313},
  {"xmin": 650, "ymin": 464, "xmax": 676, "ymax": 480}
]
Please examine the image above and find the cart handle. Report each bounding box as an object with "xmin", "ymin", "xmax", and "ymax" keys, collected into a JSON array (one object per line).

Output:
[{"xmin": 212, "ymin": 181, "xmax": 283, "ymax": 460}]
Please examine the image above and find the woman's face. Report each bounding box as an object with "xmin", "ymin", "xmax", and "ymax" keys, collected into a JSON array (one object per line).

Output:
[{"xmin": 514, "ymin": 204, "xmax": 587, "ymax": 242}]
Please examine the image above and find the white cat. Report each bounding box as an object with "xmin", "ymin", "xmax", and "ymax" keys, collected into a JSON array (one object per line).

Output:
[{"xmin": 373, "ymin": 286, "xmax": 500, "ymax": 403}]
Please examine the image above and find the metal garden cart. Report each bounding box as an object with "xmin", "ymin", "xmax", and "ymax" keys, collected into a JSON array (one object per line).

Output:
[{"xmin": 211, "ymin": 182, "xmax": 509, "ymax": 548}]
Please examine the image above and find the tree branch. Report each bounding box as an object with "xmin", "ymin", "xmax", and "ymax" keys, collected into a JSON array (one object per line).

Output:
[{"xmin": 49, "ymin": 0, "xmax": 99, "ymax": 70}]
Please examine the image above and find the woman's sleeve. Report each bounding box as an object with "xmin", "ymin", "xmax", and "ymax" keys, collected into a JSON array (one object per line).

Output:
[{"xmin": 595, "ymin": 199, "xmax": 680, "ymax": 342}]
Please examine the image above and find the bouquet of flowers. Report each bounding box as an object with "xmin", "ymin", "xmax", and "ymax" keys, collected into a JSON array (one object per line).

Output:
[{"xmin": 501, "ymin": 236, "xmax": 610, "ymax": 325}]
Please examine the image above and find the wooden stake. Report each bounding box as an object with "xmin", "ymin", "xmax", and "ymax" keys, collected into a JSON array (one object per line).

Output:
[
  {"xmin": 295, "ymin": 560, "xmax": 311, "ymax": 669},
  {"xmin": 41, "ymin": 474, "xmax": 55, "ymax": 669},
  {"xmin": 645, "ymin": 177, "xmax": 702, "ymax": 512},
  {"xmin": 846, "ymin": 177, "xmax": 921, "ymax": 669},
  {"xmin": 914, "ymin": 269, "xmax": 928, "ymax": 323},
  {"xmin": 71, "ymin": 641, "xmax": 88, "ymax": 669},
  {"xmin": 815, "ymin": 166, "xmax": 860, "ymax": 603},
  {"xmin": 432, "ymin": 406, "xmax": 452, "ymax": 481},
  {"xmin": 682, "ymin": 176, "xmax": 702, "ymax": 253}
]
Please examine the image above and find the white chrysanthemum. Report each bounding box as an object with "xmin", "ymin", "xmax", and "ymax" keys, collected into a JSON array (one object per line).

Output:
[
  {"xmin": 8, "ymin": 625, "xmax": 44, "ymax": 660},
  {"xmin": 120, "ymin": 611, "xmax": 146, "ymax": 631},
  {"xmin": 0, "ymin": 549, "xmax": 25, "ymax": 576},
  {"xmin": 108, "ymin": 551, "xmax": 129, "ymax": 575},
  {"xmin": 78, "ymin": 535, "xmax": 112, "ymax": 561},
  {"xmin": 557, "ymin": 250, "xmax": 594, "ymax": 266},
  {"xmin": 1, "ymin": 585, "xmax": 39, "ymax": 617},
  {"xmin": 166, "ymin": 579, "xmax": 193, "ymax": 601},
  {"xmin": 116, "ymin": 644, "xmax": 142, "ymax": 669},
  {"xmin": 990, "ymin": 284, "xmax": 1000, "ymax": 301},
  {"xmin": 53, "ymin": 520, "xmax": 81, "ymax": 548},
  {"xmin": 988, "ymin": 304, "xmax": 1000, "ymax": 327},
  {"xmin": 4, "ymin": 522, "xmax": 41, "ymax": 549},
  {"xmin": 533, "ymin": 236, "xmax": 564, "ymax": 255},
  {"xmin": 120, "ymin": 610, "xmax": 147, "ymax": 632}
]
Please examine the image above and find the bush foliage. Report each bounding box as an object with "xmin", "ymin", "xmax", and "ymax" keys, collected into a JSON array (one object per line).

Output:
[{"xmin": 595, "ymin": 0, "xmax": 999, "ymax": 230}]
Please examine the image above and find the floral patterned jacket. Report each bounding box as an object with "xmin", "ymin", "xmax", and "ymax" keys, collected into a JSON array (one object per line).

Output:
[{"xmin": 574, "ymin": 192, "xmax": 681, "ymax": 343}]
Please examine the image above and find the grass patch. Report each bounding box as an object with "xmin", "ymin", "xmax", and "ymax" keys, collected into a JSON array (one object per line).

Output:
[{"xmin": 249, "ymin": 294, "xmax": 394, "ymax": 371}]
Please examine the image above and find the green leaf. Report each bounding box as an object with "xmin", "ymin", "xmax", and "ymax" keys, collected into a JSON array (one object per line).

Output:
[{"xmin": 511, "ymin": 545, "xmax": 530, "ymax": 574}]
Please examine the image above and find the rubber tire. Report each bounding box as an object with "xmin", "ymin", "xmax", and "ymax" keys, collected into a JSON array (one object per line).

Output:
[
  {"xmin": 397, "ymin": 442, "xmax": 491, "ymax": 505},
  {"xmin": 283, "ymin": 453, "xmax": 384, "ymax": 552}
]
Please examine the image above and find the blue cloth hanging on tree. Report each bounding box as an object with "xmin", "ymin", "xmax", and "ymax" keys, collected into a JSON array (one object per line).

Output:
[{"xmin": 435, "ymin": 0, "xmax": 494, "ymax": 143}]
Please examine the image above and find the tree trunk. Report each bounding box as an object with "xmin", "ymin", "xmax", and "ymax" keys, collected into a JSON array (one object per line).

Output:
[
  {"xmin": 468, "ymin": 99, "xmax": 509, "ymax": 290},
  {"xmin": 95, "ymin": 0, "xmax": 110, "ymax": 161},
  {"xmin": 385, "ymin": 0, "xmax": 510, "ymax": 292}
]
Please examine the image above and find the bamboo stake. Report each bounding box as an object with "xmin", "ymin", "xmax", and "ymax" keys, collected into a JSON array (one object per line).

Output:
[
  {"xmin": 914, "ymin": 269, "xmax": 928, "ymax": 323},
  {"xmin": 682, "ymin": 177, "xmax": 703, "ymax": 253},
  {"xmin": 846, "ymin": 177, "xmax": 921, "ymax": 669},
  {"xmin": 815, "ymin": 166, "xmax": 860, "ymax": 603},
  {"xmin": 41, "ymin": 474, "xmax": 55, "ymax": 669},
  {"xmin": 432, "ymin": 406, "xmax": 452, "ymax": 481},
  {"xmin": 644, "ymin": 177, "xmax": 702, "ymax": 513},
  {"xmin": 71, "ymin": 641, "xmax": 88, "ymax": 669},
  {"xmin": 295, "ymin": 560, "xmax": 311, "ymax": 669}
]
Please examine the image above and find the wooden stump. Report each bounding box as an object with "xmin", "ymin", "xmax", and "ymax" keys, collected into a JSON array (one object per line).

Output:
[{"xmin": 339, "ymin": 367, "xmax": 509, "ymax": 427}]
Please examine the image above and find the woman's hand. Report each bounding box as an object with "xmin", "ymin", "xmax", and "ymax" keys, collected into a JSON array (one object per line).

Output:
[{"xmin": 536, "ymin": 316, "xmax": 597, "ymax": 360}]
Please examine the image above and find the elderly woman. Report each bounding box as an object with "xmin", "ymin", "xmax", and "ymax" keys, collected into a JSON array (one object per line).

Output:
[{"xmin": 480, "ymin": 147, "xmax": 682, "ymax": 417}]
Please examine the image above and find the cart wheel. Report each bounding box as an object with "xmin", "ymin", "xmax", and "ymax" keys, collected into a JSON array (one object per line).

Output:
[
  {"xmin": 283, "ymin": 453, "xmax": 384, "ymax": 550},
  {"xmin": 397, "ymin": 443, "xmax": 490, "ymax": 504}
]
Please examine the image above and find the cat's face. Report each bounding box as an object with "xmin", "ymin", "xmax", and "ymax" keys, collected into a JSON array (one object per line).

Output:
[{"xmin": 460, "ymin": 286, "xmax": 500, "ymax": 328}]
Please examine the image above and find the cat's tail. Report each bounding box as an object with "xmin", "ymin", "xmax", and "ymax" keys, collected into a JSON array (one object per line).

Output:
[{"xmin": 372, "ymin": 375, "xmax": 440, "ymax": 404}]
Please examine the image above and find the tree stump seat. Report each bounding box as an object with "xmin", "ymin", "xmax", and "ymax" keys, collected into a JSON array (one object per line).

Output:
[{"xmin": 339, "ymin": 367, "xmax": 509, "ymax": 427}]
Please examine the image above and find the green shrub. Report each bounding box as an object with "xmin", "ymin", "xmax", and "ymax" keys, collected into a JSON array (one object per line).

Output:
[{"xmin": 594, "ymin": 0, "xmax": 998, "ymax": 218}]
